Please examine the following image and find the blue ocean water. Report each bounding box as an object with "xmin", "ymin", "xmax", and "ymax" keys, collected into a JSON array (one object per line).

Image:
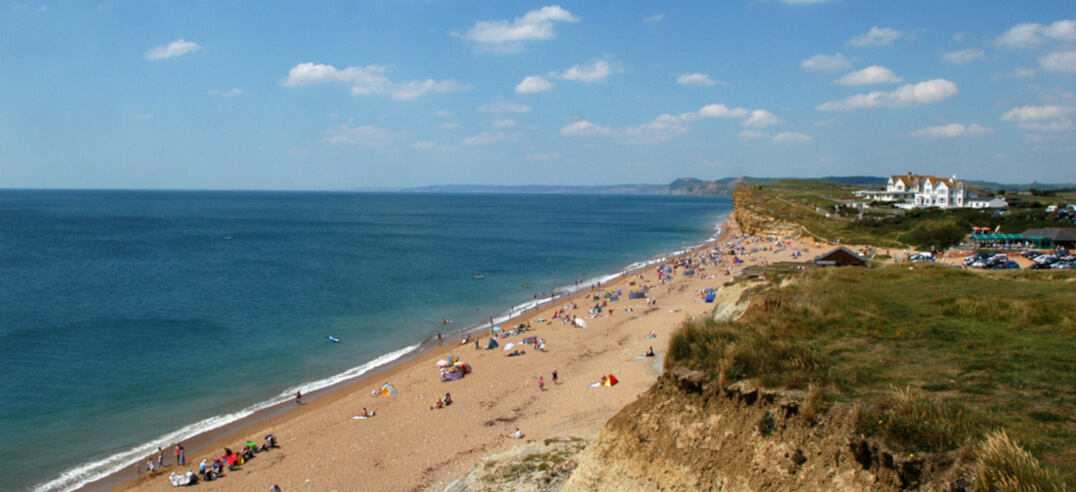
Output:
[{"xmin": 0, "ymin": 191, "xmax": 731, "ymax": 491}]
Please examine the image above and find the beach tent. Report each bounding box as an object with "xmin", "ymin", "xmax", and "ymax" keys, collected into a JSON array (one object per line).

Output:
[
  {"xmin": 436, "ymin": 359, "xmax": 450, "ymax": 368},
  {"xmin": 458, "ymin": 363, "xmax": 471, "ymax": 374},
  {"xmin": 523, "ymin": 336, "xmax": 537, "ymax": 344},
  {"xmin": 491, "ymin": 326, "xmax": 502, "ymax": 333},
  {"xmin": 377, "ymin": 383, "xmax": 397, "ymax": 398},
  {"xmin": 604, "ymin": 375, "xmax": 619, "ymax": 387},
  {"xmin": 574, "ymin": 318, "xmax": 587, "ymax": 328},
  {"xmin": 486, "ymin": 338, "xmax": 499, "ymax": 349},
  {"xmin": 503, "ymin": 342, "xmax": 516, "ymax": 351},
  {"xmin": 704, "ymin": 293, "xmax": 716, "ymax": 303}
]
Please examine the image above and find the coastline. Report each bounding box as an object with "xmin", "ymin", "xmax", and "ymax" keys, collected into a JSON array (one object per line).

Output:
[
  {"xmin": 62, "ymin": 217, "xmax": 732, "ymax": 492},
  {"xmin": 100, "ymin": 213, "xmax": 822, "ymax": 491}
]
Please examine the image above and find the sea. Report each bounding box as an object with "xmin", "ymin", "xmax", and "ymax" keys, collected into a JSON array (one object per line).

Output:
[{"xmin": 0, "ymin": 190, "xmax": 732, "ymax": 491}]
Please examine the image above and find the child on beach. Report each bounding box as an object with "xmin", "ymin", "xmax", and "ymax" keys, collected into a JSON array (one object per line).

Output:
[{"xmin": 538, "ymin": 376, "xmax": 545, "ymax": 391}]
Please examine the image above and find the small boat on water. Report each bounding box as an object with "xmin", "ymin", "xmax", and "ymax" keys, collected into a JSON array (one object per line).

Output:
[
  {"xmin": 472, "ymin": 275, "xmax": 486, "ymax": 279},
  {"xmin": 326, "ymin": 336, "xmax": 340, "ymax": 343}
]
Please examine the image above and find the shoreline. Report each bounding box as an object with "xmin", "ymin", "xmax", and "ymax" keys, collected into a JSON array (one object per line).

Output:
[
  {"xmin": 64, "ymin": 219, "xmax": 729, "ymax": 492},
  {"xmin": 102, "ymin": 212, "xmax": 823, "ymax": 491}
]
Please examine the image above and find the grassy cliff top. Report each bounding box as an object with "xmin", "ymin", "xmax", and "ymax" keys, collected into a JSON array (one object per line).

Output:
[{"xmin": 668, "ymin": 264, "xmax": 1076, "ymax": 485}]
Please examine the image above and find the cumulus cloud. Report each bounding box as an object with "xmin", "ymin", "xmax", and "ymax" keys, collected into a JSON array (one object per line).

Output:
[
  {"xmin": 624, "ymin": 117, "xmax": 691, "ymax": 144},
  {"xmin": 493, "ymin": 119, "xmax": 517, "ymax": 127},
  {"xmin": 557, "ymin": 59, "xmax": 616, "ymax": 83},
  {"xmin": 282, "ymin": 63, "xmax": 468, "ymax": 100},
  {"xmin": 739, "ymin": 129, "xmax": 769, "ymax": 139},
  {"xmin": 145, "ymin": 39, "xmax": 201, "ymax": 60},
  {"xmin": 698, "ymin": 104, "xmax": 749, "ymax": 119},
  {"xmin": 1001, "ymin": 105, "xmax": 1074, "ymax": 132},
  {"xmin": 477, "ymin": 99, "xmax": 532, "ymax": 113},
  {"xmin": 463, "ymin": 133, "xmax": 501, "ymax": 145},
  {"xmin": 1000, "ymin": 105, "xmax": 1073, "ymax": 121},
  {"xmin": 834, "ymin": 65, "xmax": 903, "ymax": 85},
  {"xmin": 772, "ymin": 132, "xmax": 814, "ymax": 143},
  {"xmin": 801, "ymin": 53, "xmax": 852, "ymax": 72},
  {"xmin": 941, "ymin": 49, "xmax": 984, "ymax": 65},
  {"xmin": 560, "ymin": 120, "xmax": 615, "ymax": 137},
  {"xmin": 323, "ymin": 124, "xmax": 392, "ymax": 146},
  {"xmin": 994, "ymin": 19, "xmax": 1076, "ymax": 49},
  {"xmin": 676, "ymin": 73, "xmax": 721, "ymax": 86},
  {"xmin": 455, "ymin": 5, "xmax": 579, "ymax": 53},
  {"xmin": 515, "ymin": 75, "xmax": 556, "ymax": 94},
  {"xmin": 643, "ymin": 13, "xmax": 664, "ymax": 22},
  {"xmin": 847, "ymin": 27, "xmax": 903, "ymax": 47},
  {"xmin": 909, "ymin": 123, "xmax": 995, "ymax": 138},
  {"xmin": 207, "ymin": 88, "xmax": 244, "ymax": 97},
  {"xmin": 441, "ymin": 122, "xmax": 459, "ymax": 129},
  {"xmin": 1040, "ymin": 51, "xmax": 1076, "ymax": 73},
  {"xmin": 816, "ymin": 79, "xmax": 959, "ymax": 111},
  {"xmin": 743, "ymin": 110, "xmax": 781, "ymax": 128}
]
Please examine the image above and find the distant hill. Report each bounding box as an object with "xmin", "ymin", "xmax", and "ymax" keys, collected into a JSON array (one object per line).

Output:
[{"xmin": 400, "ymin": 184, "xmax": 667, "ymax": 194}]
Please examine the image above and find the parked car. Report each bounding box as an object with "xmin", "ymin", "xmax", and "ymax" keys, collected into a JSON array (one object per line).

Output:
[
  {"xmin": 909, "ymin": 254, "xmax": 935, "ymax": 262},
  {"xmin": 964, "ymin": 253, "xmax": 991, "ymax": 266},
  {"xmin": 1050, "ymin": 261, "xmax": 1075, "ymax": 269},
  {"xmin": 991, "ymin": 261, "xmax": 1020, "ymax": 270},
  {"xmin": 1022, "ymin": 251, "xmax": 1042, "ymax": 260}
]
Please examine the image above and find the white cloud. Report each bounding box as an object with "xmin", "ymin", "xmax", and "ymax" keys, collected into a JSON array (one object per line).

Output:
[
  {"xmin": 323, "ymin": 124, "xmax": 392, "ymax": 146},
  {"xmin": 816, "ymin": 79, "xmax": 959, "ymax": 111},
  {"xmin": 463, "ymin": 133, "xmax": 500, "ymax": 145},
  {"xmin": 441, "ymin": 122, "xmax": 459, "ymax": 129},
  {"xmin": 738, "ymin": 129, "xmax": 770, "ymax": 139},
  {"xmin": 698, "ymin": 104, "xmax": 749, "ymax": 119},
  {"xmin": 515, "ymin": 75, "xmax": 556, "ymax": 94},
  {"xmin": 13, "ymin": 4, "xmax": 47, "ymax": 13},
  {"xmin": 527, "ymin": 153, "xmax": 560, "ymax": 161},
  {"xmin": 952, "ymin": 32, "xmax": 967, "ymax": 43},
  {"xmin": 908, "ymin": 123, "xmax": 995, "ymax": 138},
  {"xmin": 493, "ymin": 119, "xmax": 517, "ymax": 127},
  {"xmin": 743, "ymin": 109, "xmax": 781, "ymax": 128},
  {"xmin": 560, "ymin": 120, "xmax": 615, "ymax": 137},
  {"xmin": 455, "ymin": 5, "xmax": 579, "ymax": 53},
  {"xmin": 834, "ymin": 65, "xmax": 903, "ymax": 85},
  {"xmin": 994, "ymin": 19, "xmax": 1076, "ymax": 49},
  {"xmin": 1018, "ymin": 120, "xmax": 1073, "ymax": 132},
  {"xmin": 643, "ymin": 13, "xmax": 664, "ymax": 22},
  {"xmin": 1040, "ymin": 51, "xmax": 1076, "ymax": 73},
  {"xmin": 145, "ymin": 39, "xmax": 201, "ymax": 60},
  {"xmin": 847, "ymin": 27, "xmax": 903, "ymax": 47},
  {"xmin": 477, "ymin": 99, "xmax": 532, "ymax": 113},
  {"xmin": 676, "ymin": 73, "xmax": 721, "ymax": 86},
  {"xmin": 557, "ymin": 59, "xmax": 615, "ymax": 83},
  {"xmin": 772, "ymin": 132, "xmax": 814, "ymax": 143},
  {"xmin": 1000, "ymin": 105, "xmax": 1073, "ymax": 121},
  {"xmin": 282, "ymin": 63, "xmax": 468, "ymax": 100},
  {"xmin": 801, "ymin": 53, "xmax": 852, "ymax": 72},
  {"xmin": 941, "ymin": 49, "xmax": 984, "ymax": 65},
  {"xmin": 624, "ymin": 117, "xmax": 691, "ymax": 144},
  {"xmin": 992, "ymin": 68, "xmax": 1036, "ymax": 80},
  {"xmin": 207, "ymin": 88, "xmax": 244, "ymax": 97},
  {"xmin": 412, "ymin": 140, "xmax": 457, "ymax": 152}
]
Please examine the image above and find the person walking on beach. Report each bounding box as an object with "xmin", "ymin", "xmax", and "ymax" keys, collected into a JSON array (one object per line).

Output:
[
  {"xmin": 173, "ymin": 444, "xmax": 181, "ymax": 466},
  {"xmin": 295, "ymin": 390, "xmax": 302, "ymax": 406},
  {"xmin": 538, "ymin": 375, "xmax": 545, "ymax": 391},
  {"xmin": 552, "ymin": 368, "xmax": 558, "ymax": 384},
  {"xmin": 157, "ymin": 447, "xmax": 163, "ymax": 467}
]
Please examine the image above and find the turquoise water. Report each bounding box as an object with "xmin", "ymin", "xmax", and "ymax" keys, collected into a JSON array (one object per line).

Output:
[{"xmin": 0, "ymin": 191, "xmax": 732, "ymax": 491}]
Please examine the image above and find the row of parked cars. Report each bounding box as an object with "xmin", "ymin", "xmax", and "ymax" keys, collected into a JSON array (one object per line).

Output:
[
  {"xmin": 963, "ymin": 253, "xmax": 1020, "ymax": 269},
  {"xmin": 1023, "ymin": 250, "xmax": 1076, "ymax": 269}
]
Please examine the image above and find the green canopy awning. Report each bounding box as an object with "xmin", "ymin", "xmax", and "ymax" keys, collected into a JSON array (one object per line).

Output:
[{"xmin": 969, "ymin": 233, "xmax": 1024, "ymax": 241}]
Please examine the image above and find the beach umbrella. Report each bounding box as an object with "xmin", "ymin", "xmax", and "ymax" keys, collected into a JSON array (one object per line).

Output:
[
  {"xmin": 435, "ymin": 359, "xmax": 450, "ymax": 368},
  {"xmin": 503, "ymin": 342, "xmax": 516, "ymax": 351},
  {"xmin": 492, "ymin": 326, "xmax": 502, "ymax": 332}
]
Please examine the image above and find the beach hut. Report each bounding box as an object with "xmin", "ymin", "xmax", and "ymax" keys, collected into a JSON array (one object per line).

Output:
[
  {"xmin": 813, "ymin": 246, "xmax": 868, "ymax": 267},
  {"xmin": 486, "ymin": 338, "xmax": 499, "ymax": 350},
  {"xmin": 377, "ymin": 383, "xmax": 398, "ymax": 398}
]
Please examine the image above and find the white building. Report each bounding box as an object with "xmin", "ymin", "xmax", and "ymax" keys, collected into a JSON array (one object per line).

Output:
[{"xmin": 858, "ymin": 173, "xmax": 987, "ymax": 209}]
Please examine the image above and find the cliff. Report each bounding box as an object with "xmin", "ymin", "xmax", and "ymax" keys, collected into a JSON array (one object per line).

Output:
[
  {"xmin": 562, "ymin": 374, "xmax": 961, "ymax": 492},
  {"xmin": 732, "ymin": 186, "xmax": 807, "ymax": 239}
]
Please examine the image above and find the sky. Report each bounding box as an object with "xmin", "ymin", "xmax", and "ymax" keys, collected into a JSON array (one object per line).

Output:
[{"xmin": 1, "ymin": 1, "xmax": 1075, "ymax": 190}]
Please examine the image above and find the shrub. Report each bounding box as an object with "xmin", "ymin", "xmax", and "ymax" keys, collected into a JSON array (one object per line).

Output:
[
  {"xmin": 973, "ymin": 429, "xmax": 1064, "ymax": 492},
  {"xmin": 856, "ymin": 387, "xmax": 988, "ymax": 453}
]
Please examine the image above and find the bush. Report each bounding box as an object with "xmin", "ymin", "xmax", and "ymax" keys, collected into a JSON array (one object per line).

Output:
[
  {"xmin": 973, "ymin": 429, "xmax": 1064, "ymax": 492},
  {"xmin": 855, "ymin": 387, "xmax": 988, "ymax": 453}
]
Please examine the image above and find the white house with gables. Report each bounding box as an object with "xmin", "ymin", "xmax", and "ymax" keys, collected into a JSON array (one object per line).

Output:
[{"xmin": 854, "ymin": 173, "xmax": 994, "ymax": 209}]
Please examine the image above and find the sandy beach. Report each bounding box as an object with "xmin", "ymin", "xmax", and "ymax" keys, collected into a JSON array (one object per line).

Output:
[{"xmin": 114, "ymin": 216, "xmax": 820, "ymax": 492}]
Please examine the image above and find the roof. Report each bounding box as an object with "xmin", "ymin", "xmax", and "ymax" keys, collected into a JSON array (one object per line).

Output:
[
  {"xmin": 813, "ymin": 245, "xmax": 868, "ymax": 263},
  {"xmin": 1020, "ymin": 228, "xmax": 1076, "ymax": 242},
  {"xmin": 970, "ymin": 234, "xmax": 1023, "ymax": 241}
]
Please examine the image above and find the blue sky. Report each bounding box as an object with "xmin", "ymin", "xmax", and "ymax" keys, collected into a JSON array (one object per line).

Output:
[{"xmin": 1, "ymin": 1, "xmax": 1074, "ymax": 190}]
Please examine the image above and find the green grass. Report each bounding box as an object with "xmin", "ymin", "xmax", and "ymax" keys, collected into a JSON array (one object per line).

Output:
[{"xmin": 665, "ymin": 264, "xmax": 1076, "ymax": 485}]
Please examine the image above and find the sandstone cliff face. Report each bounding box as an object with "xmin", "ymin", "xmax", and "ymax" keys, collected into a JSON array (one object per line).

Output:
[
  {"xmin": 732, "ymin": 187, "xmax": 804, "ymax": 239},
  {"xmin": 563, "ymin": 375, "xmax": 961, "ymax": 492}
]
